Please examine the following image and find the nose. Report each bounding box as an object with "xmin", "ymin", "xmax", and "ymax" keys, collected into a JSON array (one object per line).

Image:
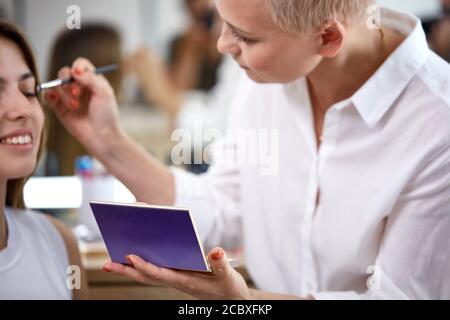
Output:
[
  {"xmin": 217, "ymin": 23, "xmax": 241, "ymax": 57},
  {"xmin": 2, "ymin": 86, "xmax": 33, "ymax": 121}
]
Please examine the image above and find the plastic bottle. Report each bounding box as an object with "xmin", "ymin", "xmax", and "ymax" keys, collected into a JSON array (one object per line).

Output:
[{"xmin": 75, "ymin": 156, "xmax": 115, "ymax": 241}]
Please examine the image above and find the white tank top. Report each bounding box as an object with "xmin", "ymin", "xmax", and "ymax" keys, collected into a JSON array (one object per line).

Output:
[{"xmin": 0, "ymin": 208, "xmax": 72, "ymax": 300}]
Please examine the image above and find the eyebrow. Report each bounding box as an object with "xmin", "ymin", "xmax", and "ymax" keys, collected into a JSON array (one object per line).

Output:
[
  {"xmin": 0, "ymin": 72, "xmax": 35, "ymax": 94},
  {"xmin": 0, "ymin": 73, "xmax": 36, "ymax": 96},
  {"xmin": 19, "ymin": 72, "xmax": 35, "ymax": 82},
  {"xmin": 224, "ymin": 20, "xmax": 255, "ymax": 37},
  {"xmin": 0, "ymin": 72, "xmax": 35, "ymax": 85}
]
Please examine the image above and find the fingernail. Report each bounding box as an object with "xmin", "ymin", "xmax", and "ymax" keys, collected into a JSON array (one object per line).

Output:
[
  {"xmin": 46, "ymin": 92, "xmax": 56, "ymax": 101},
  {"xmin": 102, "ymin": 264, "xmax": 112, "ymax": 273},
  {"xmin": 211, "ymin": 249, "xmax": 223, "ymax": 260},
  {"xmin": 125, "ymin": 255, "xmax": 133, "ymax": 265},
  {"xmin": 70, "ymin": 99, "xmax": 79, "ymax": 110},
  {"xmin": 74, "ymin": 67, "xmax": 83, "ymax": 76},
  {"xmin": 71, "ymin": 86, "xmax": 80, "ymax": 97}
]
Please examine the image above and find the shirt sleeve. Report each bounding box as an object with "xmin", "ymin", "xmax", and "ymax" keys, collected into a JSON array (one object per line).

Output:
[{"xmin": 315, "ymin": 140, "xmax": 450, "ymax": 300}]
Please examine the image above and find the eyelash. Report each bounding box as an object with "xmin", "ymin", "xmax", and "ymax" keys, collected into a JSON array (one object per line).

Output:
[
  {"xmin": 23, "ymin": 92, "xmax": 37, "ymax": 99},
  {"xmin": 231, "ymin": 29, "xmax": 253, "ymax": 44}
]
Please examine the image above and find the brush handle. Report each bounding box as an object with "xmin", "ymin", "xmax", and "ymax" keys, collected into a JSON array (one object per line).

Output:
[
  {"xmin": 37, "ymin": 64, "xmax": 118, "ymax": 92},
  {"xmin": 94, "ymin": 64, "xmax": 118, "ymax": 75}
]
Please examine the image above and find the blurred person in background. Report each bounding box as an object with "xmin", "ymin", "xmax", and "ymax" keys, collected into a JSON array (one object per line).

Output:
[
  {"xmin": 169, "ymin": 0, "xmax": 223, "ymax": 91},
  {"xmin": 45, "ymin": 23, "xmax": 123, "ymax": 176},
  {"xmin": 0, "ymin": 5, "xmax": 6, "ymax": 19},
  {"xmin": 422, "ymin": 0, "xmax": 450, "ymax": 61},
  {"xmin": 125, "ymin": 46, "xmax": 240, "ymax": 173},
  {"xmin": 125, "ymin": 3, "xmax": 240, "ymax": 173}
]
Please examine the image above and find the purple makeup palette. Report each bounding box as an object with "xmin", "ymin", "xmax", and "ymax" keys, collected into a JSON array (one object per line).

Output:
[{"xmin": 89, "ymin": 201, "xmax": 211, "ymax": 272}]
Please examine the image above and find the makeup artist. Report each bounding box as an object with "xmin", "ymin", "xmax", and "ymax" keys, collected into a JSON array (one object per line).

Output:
[{"xmin": 45, "ymin": 0, "xmax": 450, "ymax": 300}]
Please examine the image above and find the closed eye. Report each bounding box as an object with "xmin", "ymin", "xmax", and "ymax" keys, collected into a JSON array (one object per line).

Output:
[
  {"xmin": 231, "ymin": 29, "xmax": 257, "ymax": 44},
  {"xmin": 17, "ymin": 72, "xmax": 37, "ymax": 99},
  {"xmin": 0, "ymin": 81, "xmax": 5, "ymax": 99},
  {"xmin": 23, "ymin": 91, "xmax": 37, "ymax": 99}
]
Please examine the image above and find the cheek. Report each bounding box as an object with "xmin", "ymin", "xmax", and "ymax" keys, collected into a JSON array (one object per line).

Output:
[
  {"xmin": 281, "ymin": 48, "xmax": 320, "ymax": 77},
  {"xmin": 34, "ymin": 103, "xmax": 45, "ymax": 140},
  {"xmin": 0, "ymin": 150, "xmax": 37, "ymax": 180},
  {"xmin": 28, "ymin": 103, "xmax": 45, "ymax": 161},
  {"xmin": 243, "ymin": 40, "xmax": 319, "ymax": 82},
  {"xmin": 244, "ymin": 46, "xmax": 278, "ymax": 73},
  {"xmin": 0, "ymin": 103, "xmax": 44, "ymax": 180}
]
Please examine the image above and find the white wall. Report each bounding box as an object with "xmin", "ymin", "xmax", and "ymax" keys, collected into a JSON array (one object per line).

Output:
[
  {"xmin": 140, "ymin": 0, "xmax": 188, "ymax": 57},
  {"xmin": 23, "ymin": 0, "xmax": 141, "ymax": 78},
  {"xmin": 378, "ymin": 0, "xmax": 441, "ymax": 17},
  {"xmin": 0, "ymin": 0, "xmax": 12, "ymax": 18}
]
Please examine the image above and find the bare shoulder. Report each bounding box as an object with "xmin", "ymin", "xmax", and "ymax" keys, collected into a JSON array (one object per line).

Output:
[{"xmin": 45, "ymin": 215, "xmax": 90, "ymax": 300}]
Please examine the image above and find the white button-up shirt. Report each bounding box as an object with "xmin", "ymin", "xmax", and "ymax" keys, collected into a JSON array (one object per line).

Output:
[{"xmin": 172, "ymin": 7, "xmax": 450, "ymax": 299}]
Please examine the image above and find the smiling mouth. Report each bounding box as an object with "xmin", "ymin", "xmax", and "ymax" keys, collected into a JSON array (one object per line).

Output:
[{"xmin": 0, "ymin": 134, "xmax": 33, "ymax": 146}]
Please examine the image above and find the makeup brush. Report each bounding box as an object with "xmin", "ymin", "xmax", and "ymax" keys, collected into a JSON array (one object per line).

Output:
[{"xmin": 36, "ymin": 64, "xmax": 118, "ymax": 92}]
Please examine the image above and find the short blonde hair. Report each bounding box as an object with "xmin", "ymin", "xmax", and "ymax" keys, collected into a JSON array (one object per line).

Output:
[{"xmin": 264, "ymin": 0, "xmax": 375, "ymax": 33}]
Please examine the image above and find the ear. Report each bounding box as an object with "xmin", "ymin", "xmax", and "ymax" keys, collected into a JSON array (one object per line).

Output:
[{"xmin": 318, "ymin": 21, "xmax": 346, "ymax": 58}]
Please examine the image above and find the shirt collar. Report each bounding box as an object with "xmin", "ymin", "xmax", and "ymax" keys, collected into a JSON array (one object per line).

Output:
[{"xmin": 352, "ymin": 7, "xmax": 431, "ymax": 128}]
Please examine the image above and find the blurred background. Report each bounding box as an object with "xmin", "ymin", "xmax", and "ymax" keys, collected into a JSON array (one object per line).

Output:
[{"xmin": 0, "ymin": 0, "xmax": 447, "ymax": 299}]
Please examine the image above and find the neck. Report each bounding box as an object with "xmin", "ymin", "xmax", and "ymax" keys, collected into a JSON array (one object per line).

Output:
[
  {"xmin": 307, "ymin": 25, "xmax": 387, "ymax": 114},
  {"xmin": 0, "ymin": 180, "xmax": 7, "ymax": 250}
]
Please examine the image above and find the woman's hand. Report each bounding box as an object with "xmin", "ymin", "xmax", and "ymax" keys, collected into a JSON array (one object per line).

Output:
[
  {"xmin": 45, "ymin": 57, "xmax": 122, "ymax": 152},
  {"xmin": 103, "ymin": 247, "xmax": 252, "ymax": 300}
]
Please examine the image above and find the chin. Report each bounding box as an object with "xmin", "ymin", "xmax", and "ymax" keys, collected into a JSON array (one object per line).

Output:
[
  {"xmin": 2, "ymin": 162, "xmax": 36, "ymax": 180},
  {"xmin": 245, "ymin": 70, "xmax": 272, "ymax": 84},
  {"xmin": 245, "ymin": 69, "xmax": 302, "ymax": 84}
]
